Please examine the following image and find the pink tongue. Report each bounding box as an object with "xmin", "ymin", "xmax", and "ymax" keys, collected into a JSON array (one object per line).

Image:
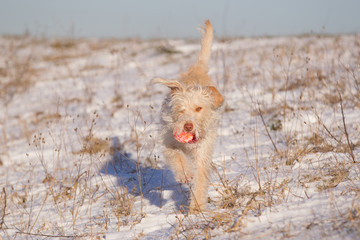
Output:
[{"xmin": 173, "ymin": 131, "xmax": 195, "ymax": 143}]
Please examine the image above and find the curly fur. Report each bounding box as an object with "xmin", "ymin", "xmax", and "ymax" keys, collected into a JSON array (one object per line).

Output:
[{"xmin": 152, "ymin": 20, "xmax": 223, "ymax": 210}]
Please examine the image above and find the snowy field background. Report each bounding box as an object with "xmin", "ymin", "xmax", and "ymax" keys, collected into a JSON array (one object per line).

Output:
[{"xmin": 0, "ymin": 34, "xmax": 359, "ymax": 239}]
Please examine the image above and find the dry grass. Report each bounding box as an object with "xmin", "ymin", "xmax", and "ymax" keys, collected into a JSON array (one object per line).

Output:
[
  {"xmin": 0, "ymin": 34, "xmax": 359, "ymax": 239},
  {"xmin": 0, "ymin": 38, "xmax": 35, "ymax": 105}
]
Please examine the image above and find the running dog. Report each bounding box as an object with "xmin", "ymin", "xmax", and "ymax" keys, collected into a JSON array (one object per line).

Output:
[{"xmin": 153, "ymin": 20, "xmax": 223, "ymax": 210}]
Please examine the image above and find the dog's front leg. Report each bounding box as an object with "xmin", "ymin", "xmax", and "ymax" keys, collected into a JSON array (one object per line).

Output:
[
  {"xmin": 164, "ymin": 148, "xmax": 193, "ymax": 184},
  {"xmin": 190, "ymin": 149, "xmax": 212, "ymax": 210}
]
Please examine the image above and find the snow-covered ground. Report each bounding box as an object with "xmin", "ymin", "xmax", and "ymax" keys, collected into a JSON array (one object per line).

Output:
[{"xmin": 0, "ymin": 34, "xmax": 359, "ymax": 239}]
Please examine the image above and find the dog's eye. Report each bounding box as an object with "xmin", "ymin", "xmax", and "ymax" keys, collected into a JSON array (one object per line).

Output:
[{"xmin": 195, "ymin": 106, "xmax": 202, "ymax": 112}]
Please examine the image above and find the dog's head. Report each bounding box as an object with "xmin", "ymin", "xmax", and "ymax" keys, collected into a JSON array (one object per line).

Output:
[{"xmin": 153, "ymin": 78, "xmax": 223, "ymax": 144}]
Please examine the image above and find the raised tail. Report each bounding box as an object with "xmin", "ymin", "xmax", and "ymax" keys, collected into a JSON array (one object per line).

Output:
[
  {"xmin": 179, "ymin": 20, "xmax": 214, "ymax": 86},
  {"xmin": 197, "ymin": 20, "xmax": 213, "ymax": 68}
]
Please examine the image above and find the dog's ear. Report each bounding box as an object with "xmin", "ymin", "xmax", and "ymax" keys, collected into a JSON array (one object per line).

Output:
[
  {"xmin": 152, "ymin": 77, "xmax": 184, "ymax": 93},
  {"xmin": 206, "ymin": 86, "xmax": 224, "ymax": 109}
]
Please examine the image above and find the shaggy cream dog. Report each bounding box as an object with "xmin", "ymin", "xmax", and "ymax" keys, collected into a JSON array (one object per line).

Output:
[{"xmin": 153, "ymin": 20, "xmax": 223, "ymax": 210}]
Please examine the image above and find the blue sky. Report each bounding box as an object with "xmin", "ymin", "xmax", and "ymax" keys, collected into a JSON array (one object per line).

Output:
[{"xmin": 1, "ymin": 0, "xmax": 359, "ymax": 39}]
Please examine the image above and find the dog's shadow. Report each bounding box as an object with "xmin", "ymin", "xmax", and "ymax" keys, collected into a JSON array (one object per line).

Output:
[{"xmin": 100, "ymin": 137, "xmax": 188, "ymax": 210}]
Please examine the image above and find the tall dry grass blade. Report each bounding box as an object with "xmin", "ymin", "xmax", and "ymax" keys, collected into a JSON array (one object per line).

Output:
[
  {"xmin": 339, "ymin": 92, "xmax": 356, "ymax": 163},
  {"xmin": 257, "ymin": 103, "xmax": 280, "ymax": 155}
]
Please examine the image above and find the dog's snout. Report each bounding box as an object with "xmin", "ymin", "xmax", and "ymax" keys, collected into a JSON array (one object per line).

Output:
[{"xmin": 184, "ymin": 122, "xmax": 193, "ymax": 132}]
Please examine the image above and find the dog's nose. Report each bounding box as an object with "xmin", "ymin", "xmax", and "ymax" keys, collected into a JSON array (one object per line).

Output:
[{"xmin": 184, "ymin": 122, "xmax": 193, "ymax": 132}]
